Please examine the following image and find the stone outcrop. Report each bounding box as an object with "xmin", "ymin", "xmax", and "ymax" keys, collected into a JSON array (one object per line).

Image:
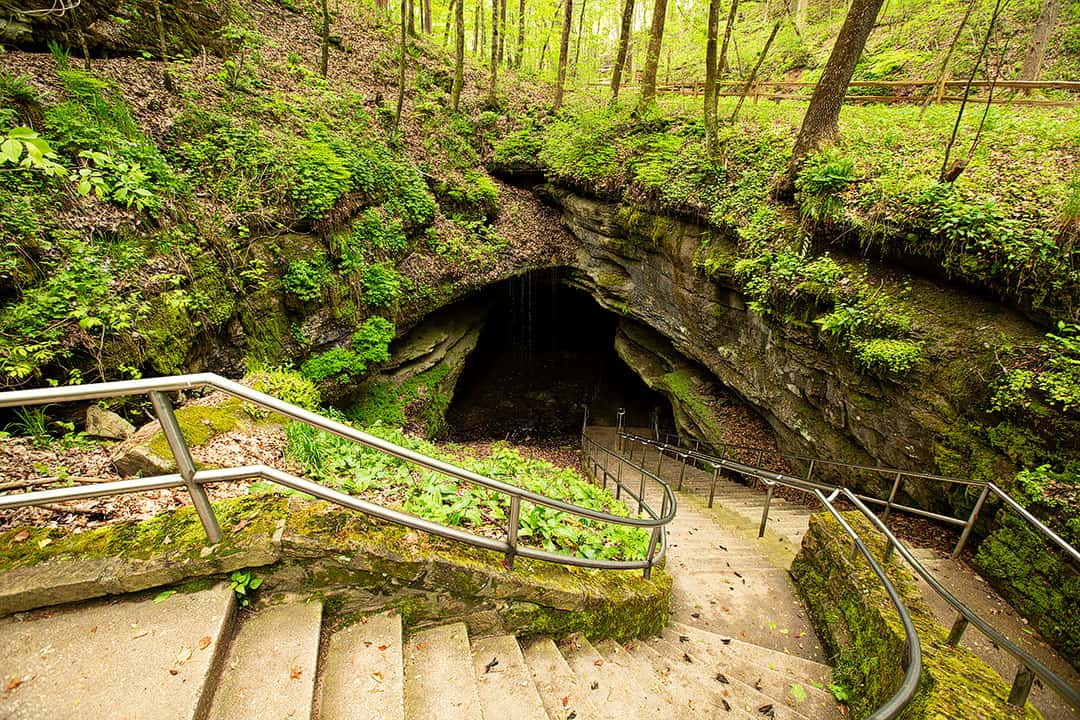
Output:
[{"xmin": 547, "ymin": 187, "xmax": 1039, "ymax": 508}]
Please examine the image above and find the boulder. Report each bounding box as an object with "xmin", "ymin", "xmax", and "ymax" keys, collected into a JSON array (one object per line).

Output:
[{"xmin": 86, "ymin": 406, "xmax": 136, "ymax": 440}]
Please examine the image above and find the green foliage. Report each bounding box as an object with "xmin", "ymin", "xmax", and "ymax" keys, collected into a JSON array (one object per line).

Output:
[
  {"xmin": 229, "ymin": 569, "xmax": 263, "ymax": 607},
  {"xmin": 283, "ymin": 422, "xmax": 650, "ymax": 562},
  {"xmin": 347, "ymin": 207, "xmax": 408, "ymax": 262},
  {"xmin": 796, "ymin": 148, "xmax": 856, "ymax": 228},
  {"xmin": 288, "ymin": 139, "xmax": 352, "ymax": 221},
  {"xmin": 434, "ymin": 170, "xmax": 500, "ymax": 221},
  {"xmin": 242, "ymin": 366, "xmax": 322, "ymax": 412},
  {"xmin": 283, "ymin": 255, "xmax": 333, "ymax": 303},
  {"xmin": 351, "ymin": 362, "xmax": 452, "ymax": 438},
  {"xmin": 491, "ymin": 123, "xmax": 544, "ymax": 171},
  {"xmin": 0, "ymin": 127, "xmax": 66, "ymax": 177},
  {"xmin": 300, "ymin": 316, "xmax": 394, "ymax": 383},
  {"xmin": 72, "ymin": 150, "xmax": 160, "ymax": 213},
  {"xmin": 361, "ymin": 263, "xmax": 402, "ymax": 307},
  {"xmin": 850, "ymin": 338, "xmax": 923, "ymax": 378}
]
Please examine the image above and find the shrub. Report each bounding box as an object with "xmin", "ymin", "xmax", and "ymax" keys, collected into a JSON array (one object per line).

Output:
[
  {"xmin": 300, "ymin": 316, "xmax": 394, "ymax": 382},
  {"xmin": 288, "ymin": 140, "xmax": 351, "ymax": 221},
  {"xmin": 242, "ymin": 367, "xmax": 322, "ymax": 411},
  {"xmin": 283, "ymin": 255, "xmax": 333, "ymax": 302},
  {"xmin": 362, "ymin": 263, "xmax": 401, "ymax": 307}
]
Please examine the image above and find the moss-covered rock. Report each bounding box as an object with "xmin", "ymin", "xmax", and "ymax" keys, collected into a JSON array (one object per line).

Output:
[{"xmin": 791, "ymin": 512, "xmax": 1042, "ymax": 720}]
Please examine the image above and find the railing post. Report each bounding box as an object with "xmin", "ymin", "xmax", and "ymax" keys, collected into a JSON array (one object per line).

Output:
[
  {"xmin": 946, "ymin": 615, "xmax": 968, "ymax": 647},
  {"xmin": 677, "ymin": 453, "xmax": 688, "ymax": 491},
  {"xmin": 1007, "ymin": 664, "xmax": 1036, "ymax": 708},
  {"xmin": 708, "ymin": 465, "xmax": 720, "ymax": 508},
  {"xmin": 882, "ymin": 471, "xmax": 903, "ymax": 523},
  {"xmin": 644, "ymin": 526, "xmax": 661, "ymax": 579},
  {"xmin": 758, "ymin": 483, "xmax": 774, "ymax": 538},
  {"xmin": 805, "ymin": 458, "xmax": 816, "ymax": 483},
  {"xmin": 149, "ymin": 391, "xmax": 222, "ymax": 544},
  {"xmin": 656, "ymin": 447, "xmax": 664, "ymax": 476},
  {"xmin": 505, "ymin": 495, "xmax": 521, "ymax": 569},
  {"xmin": 953, "ymin": 483, "xmax": 991, "ymax": 559},
  {"xmin": 602, "ymin": 452, "xmax": 609, "ymax": 490},
  {"xmin": 615, "ymin": 460, "xmax": 622, "ymax": 495},
  {"xmin": 638, "ymin": 469, "xmax": 646, "ymax": 514},
  {"xmin": 616, "ymin": 409, "xmax": 625, "ymax": 451}
]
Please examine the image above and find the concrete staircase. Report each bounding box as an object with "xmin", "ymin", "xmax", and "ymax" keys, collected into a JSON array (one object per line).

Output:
[
  {"xmin": 0, "ymin": 582, "xmax": 838, "ymax": 720},
  {"xmin": 1, "ymin": 426, "xmax": 841, "ymax": 720}
]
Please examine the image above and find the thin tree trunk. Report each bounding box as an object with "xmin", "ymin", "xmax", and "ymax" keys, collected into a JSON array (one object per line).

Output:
[
  {"xmin": 319, "ymin": 0, "xmax": 330, "ymax": 77},
  {"xmin": 538, "ymin": 0, "xmax": 565, "ymax": 72},
  {"xmin": 480, "ymin": 3, "xmax": 486, "ymax": 56},
  {"xmin": 637, "ymin": 0, "xmax": 669, "ymax": 110},
  {"xmin": 1019, "ymin": 0, "xmax": 1060, "ymax": 81},
  {"xmin": 922, "ymin": 0, "xmax": 977, "ymax": 114},
  {"xmin": 498, "ymin": 0, "xmax": 507, "ymax": 64},
  {"xmin": 77, "ymin": 26, "xmax": 91, "ymax": 70},
  {"xmin": 704, "ymin": 0, "xmax": 721, "ymax": 153},
  {"xmin": 572, "ymin": 0, "xmax": 587, "ymax": 78},
  {"xmin": 473, "ymin": 3, "xmax": 480, "ymax": 54},
  {"xmin": 779, "ymin": 0, "xmax": 885, "ymax": 195},
  {"xmin": 452, "ymin": 0, "xmax": 465, "ymax": 110},
  {"xmin": 941, "ymin": 0, "xmax": 1007, "ymax": 182},
  {"xmin": 424, "ymin": 0, "xmax": 433, "ymax": 33},
  {"xmin": 152, "ymin": 0, "xmax": 173, "ymax": 89},
  {"xmin": 443, "ymin": 0, "xmax": 457, "ymax": 46},
  {"xmin": 488, "ymin": 0, "xmax": 499, "ymax": 102},
  {"xmin": 515, "ymin": 0, "xmax": 526, "ymax": 67},
  {"xmin": 730, "ymin": 20, "xmax": 779, "ymax": 123},
  {"xmin": 553, "ymin": 0, "xmax": 574, "ymax": 110},
  {"xmin": 408, "ymin": 0, "xmax": 416, "ymax": 35},
  {"xmin": 718, "ymin": 0, "xmax": 738, "ymax": 75},
  {"xmin": 395, "ymin": 0, "xmax": 407, "ymax": 129},
  {"xmin": 611, "ymin": 0, "xmax": 635, "ymax": 98}
]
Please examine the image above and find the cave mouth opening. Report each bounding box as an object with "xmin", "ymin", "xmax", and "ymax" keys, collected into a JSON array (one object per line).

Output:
[{"xmin": 446, "ymin": 268, "xmax": 673, "ymax": 442}]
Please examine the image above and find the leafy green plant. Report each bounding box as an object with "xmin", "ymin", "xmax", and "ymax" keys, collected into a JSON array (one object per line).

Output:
[
  {"xmin": 0, "ymin": 128, "xmax": 66, "ymax": 177},
  {"xmin": 229, "ymin": 570, "xmax": 263, "ymax": 607},
  {"xmin": 288, "ymin": 139, "xmax": 351, "ymax": 221},
  {"xmin": 796, "ymin": 149, "xmax": 856, "ymax": 227},
  {"xmin": 361, "ymin": 263, "xmax": 401, "ymax": 307},
  {"xmin": 10, "ymin": 406, "xmax": 50, "ymax": 445},
  {"xmin": 283, "ymin": 256, "xmax": 333, "ymax": 302},
  {"xmin": 300, "ymin": 316, "xmax": 394, "ymax": 382}
]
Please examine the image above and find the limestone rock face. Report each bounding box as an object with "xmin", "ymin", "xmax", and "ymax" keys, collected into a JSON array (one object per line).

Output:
[
  {"xmin": 549, "ymin": 187, "xmax": 1034, "ymax": 508},
  {"xmin": 85, "ymin": 406, "xmax": 136, "ymax": 440}
]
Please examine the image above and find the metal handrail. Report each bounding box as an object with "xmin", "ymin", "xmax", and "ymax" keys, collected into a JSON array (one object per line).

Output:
[
  {"xmin": 657, "ymin": 430, "xmax": 1080, "ymax": 564},
  {"xmin": 612, "ymin": 430, "xmax": 922, "ymax": 719},
  {"xmin": 0, "ymin": 374, "xmax": 676, "ymax": 577},
  {"xmin": 623, "ymin": 431, "xmax": 1080, "ymax": 711}
]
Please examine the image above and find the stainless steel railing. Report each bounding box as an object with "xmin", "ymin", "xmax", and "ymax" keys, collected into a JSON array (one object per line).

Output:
[
  {"xmin": 0, "ymin": 374, "xmax": 675, "ymax": 577},
  {"xmin": 656, "ymin": 430, "xmax": 1079, "ymax": 563},
  {"xmin": 622, "ymin": 430, "xmax": 1080, "ymax": 712}
]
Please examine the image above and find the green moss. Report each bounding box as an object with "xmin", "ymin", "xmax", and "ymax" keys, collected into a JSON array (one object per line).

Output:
[
  {"xmin": 656, "ymin": 369, "xmax": 725, "ymax": 439},
  {"xmin": 0, "ymin": 495, "xmax": 287, "ymax": 572},
  {"xmin": 146, "ymin": 399, "xmax": 245, "ymax": 458},
  {"xmin": 792, "ymin": 512, "xmax": 1043, "ymax": 719},
  {"xmin": 142, "ymin": 291, "xmax": 197, "ymax": 375},
  {"xmin": 351, "ymin": 362, "xmax": 453, "ymax": 438}
]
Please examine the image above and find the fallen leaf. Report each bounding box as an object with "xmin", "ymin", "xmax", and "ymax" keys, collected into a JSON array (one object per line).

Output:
[
  {"xmin": 175, "ymin": 647, "xmax": 192, "ymax": 665},
  {"xmin": 153, "ymin": 590, "xmax": 177, "ymax": 604},
  {"xmin": 38, "ymin": 538, "xmax": 52, "ymax": 548},
  {"xmin": 168, "ymin": 669, "xmax": 179, "ymax": 676},
  {"xmin": 720, "ymin": 697, "xmax": 731, "ymax": 712},
  {"xmin": 593, "ymin": 658, "xmax": 604, "ymax": 667},
  {"xmin": 715, "ymin": 673, "xmax": 729, "ymax": 684},
  {"xmin": 4, "ymin": 676, "xmax": 23, "ymax": 692},
  {"xmin": 589, "ymin": 681, "xmax": 599, "ymax": 690},
  {"xmin": 12, "ymin": 530, "xmax": 30, "ymax": 542},
  {"xmin": 198, "ymin": 636, "xmax": 212, "ymax": 650},
  {"xmin": 290, "ymin": 665, "xmax": 303, "ymax": 680},
  {"xmin": 378, "ymin": 644, "xmax": 389, "ymax": 651},
  {"xmin": 131, "ymin": 630, "xmax": 149, "ymax": 640},
  {"xmin": 484, "ymin": 657, "xmax": 499, "ymax": 673},
  {"xmin": 89, "ymin": 626, "xmax": 97, "ymax": 634},
  {"xmin": 415, "ymin": 642, "xmax": 428, "ymax": 650},
  {"xmin": 790, "ymin": 683, "xmax": 807, "ymax": 703},
  {"xmin": 561, "ymin": 695, "xmax": 570, "ymax": 707}
]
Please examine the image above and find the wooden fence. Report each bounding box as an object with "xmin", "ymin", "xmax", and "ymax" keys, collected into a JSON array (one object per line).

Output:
[{"xmin": 587, "ymin": 78, "xmax": 1080, "ymax": 107}]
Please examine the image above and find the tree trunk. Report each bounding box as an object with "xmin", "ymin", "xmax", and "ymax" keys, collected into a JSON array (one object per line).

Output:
[
  {"xmin": 717, "ymin": 0, "xmax": 738, "ymax": 75},
  {"xmin": 443, "ymin": 0, "xmax": 457, "ymax": 46},
  {"xmin": 151, "ymin": 0, "xmax": 172, "ymax": 89},
  {"xmin": 780, "ymin": 0, "xmax": 885, "ymax": 194},
  {"xmin": 538, "ymin": 0, "xmax": 565, "ymax": 72},
  {"xmin": 319, "ymin": 0, "xmax": 330, "ymax": 77},
  {"xmin": 730, "ymin": 20, "xmax": 779, "ymax": 123},
  {"xmin": 480, "ymin": 2, "xmax": 486, "ymax": 56},
  {"xmin": 572, "ymin": 0, "xmax": 587, "ymax": 78},
  {"xmin": 922, "ymin": 0, "xmax": 977, "ymax": 112},
  {"xmin": 424, "ymin": 0, "xmax": 433, "ymax": 33},
  {"xmin": 498, "ymin": 0, "xmax": 507, "ymax": 64},
  {"xmin": 408, "ymin": 0, "xmax": 416, "ymax": 35},
  {"xmin": 452, "ymin": 0, "xmax": 465, "ymax": 110},
  {"xmin": 1019, "ymin": 0, "xmax": 1061, "ymax": 81},
  {"xmin": 704, "ymin": 0, "xmax": 721, "ymax": 153},
  {"xmin": 553, "ymin": 0, "xmax": 574, "ymax": 110},
  {"xmin": 637, "ymin": 0, "xmax": 669, "ymax": 110},
  {"xmin": 395, "ymin": 0, "xmax": 407, "ymax": 129},
  {"xmin": 515, "ymin": 0, "xmax": 525, "ymax": 67},
  {"xmin": 488, "ymin": 0, "xmax": 499, "ymax": 103},
  {"xmin": 473, "ymin": 3, "xmax": 480, "ymax": 54},
  {"xmin": 610, "ymin": 0, "xmax": 635, "ymax": 99}
]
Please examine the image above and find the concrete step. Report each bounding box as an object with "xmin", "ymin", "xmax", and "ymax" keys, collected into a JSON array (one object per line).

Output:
[
  {"xmin": 670, "ymin": 569, "xmax": 825, "ymax": 661},
  {"xmin": 319, "ymin": 611, "xmax": 404, "ymax": 720},
  {"xmin": 666, "ymin": 622, "xmax": 833, "ymax": 689},
  {"xmin": 207, "ymin": 598, "xmax": 322, "ymax": 720},
  {"xmin": 470, "ymin": 635, "xmax": 547, "ymax": 720},
  {"xmin": 621, "ymin": 640, "xmax": 759, "ymax": 719},
  {"xmin": 559, "ymin": 633, "xmax": 689, "ymax": 719},
  {"xmin": 521, "ymin": 637, "xmax": 609, "ymax": 720},
  {"xmin": 404, "ymin": 623, "xmax": 483, "ymax": 720},
  {"xmin": 0, "ymin": 583, "xmax": 235, "ymax": 720},
  {"xmin": 646, "ymin": 636, "xmax": 838, "ymax": 719},
  {"xmin": 590, "ymin": 638, "xmax": 700, "ymax": 720}
]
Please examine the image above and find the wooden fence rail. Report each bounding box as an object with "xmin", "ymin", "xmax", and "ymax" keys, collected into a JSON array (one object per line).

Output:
[{"xmin": 583, "ymin": 78, "xmax": 1080, "ymax": 107}]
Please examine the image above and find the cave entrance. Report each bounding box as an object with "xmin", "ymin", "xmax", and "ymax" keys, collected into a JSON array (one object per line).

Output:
[{"xmin": 446, "ymin": 269, "xmax": 673, "ymax": 441}]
